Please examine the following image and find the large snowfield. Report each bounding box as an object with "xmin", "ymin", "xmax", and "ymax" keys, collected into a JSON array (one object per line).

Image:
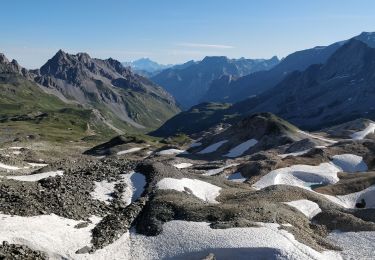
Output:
[{"xmin": 0, "ymin": 215, "xmax": 344, "ymax": 260}]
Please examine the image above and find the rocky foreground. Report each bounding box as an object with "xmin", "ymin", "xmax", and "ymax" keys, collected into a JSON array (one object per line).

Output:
[{"xmin": 0, "ymin": 114, "xmax": 375, "ymax": 259}]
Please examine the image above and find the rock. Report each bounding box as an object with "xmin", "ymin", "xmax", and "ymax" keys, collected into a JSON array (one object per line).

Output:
[
  {"xmin": 201, "ymin": 253, "xmax": 216, "ymax": 260},
  {"xmin": 75, "ymin": 246, "xmax": 91, "ymax": 254}
]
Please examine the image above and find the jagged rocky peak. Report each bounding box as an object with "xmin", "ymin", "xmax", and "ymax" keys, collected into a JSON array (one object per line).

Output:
[
  {"xmin": 76, "ymin": 52, "xmax": 91, "ymax": 63},
  {"xmin": 0, "ymin": 52, "xmax": 30, "ymax": 78},
  {"xmin": 39, "ymin": 49, "xmax": 132, "ymax": 83},
  {"xmin": 0, "ymin": 53, "xmax": 10, "ymax": 64}
]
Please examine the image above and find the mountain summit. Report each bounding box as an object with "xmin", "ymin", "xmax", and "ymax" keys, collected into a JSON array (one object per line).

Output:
[{"xmin": 34, "ymin": 50, "xmax": 180, "ymax": 131}]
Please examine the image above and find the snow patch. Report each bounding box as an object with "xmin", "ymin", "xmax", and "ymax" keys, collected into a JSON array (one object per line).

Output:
[
  {"xmin": 204, "ymin": 163, "xmax": 239, "ymax": 176},
  {"xmin": 279, "ymin": 149, "xmax": 311, "ymax": 159},
  {"xmin": 27, "ymin": 163, "xmax": 49, "ymax": 167},
  {"xmin": 91, "ymin": 181, "xmax": 116, "ymax": 205},
  {"xmin": 121, "ymin": 172, "xmax": 146, "ymax": 206},
  {"xmin": 0, "ymin": 162, "xmax": 21, "ymax": 171},
  {"xmin": 332, "ymin": 154, "xmax": 368, "ymax": 172},
  {"xmin": 7, "ymin": 171, "xmax": 64, "ymax": 182},
  {"xmin": 298, "ymin": 130, "xmax": 337, "ymax": 144},
  {"xmin": 9, "ymin": 147, "xmax": 23, "ymax": 150},
  {"xmin": 156, "ymin": 149, "xmax": 186, "ymax": 155},
  {"xmin": 285, "ymin": 200, "xmax": 322, "ymax": 219},
  {"xmin": 0, "ymin": 214, "xmax": 109, "ymax": 260},
  {"xmin": 323, "ymin": 185, "xmax": 375, "ymax": 209},
  {"xmin": 173, "ymin": 163, "xmax": 193, "ymax": 169},
  {"xmin": 254, "ymin": 154, "xmax": 367, "ymax": 190},
  {"xmin": 253, "ymin": 162, "xmax": 341, "ymax": 190},
  {"xmin": 156, "ymin": 178, "xmax": 221, "ymax": 203},
  {"xmin": 224, "ymin": 139, "xmax": 258, "ymax": 157},
  {"xmin": 117, "ymin": 147, "xmax": 143, "ymax": 155},
  {"xmin": 189, "ymin": 142, "xmax": 202, "ymax": 148},
  {"xmin": 198, "ymin": 140, "xmax": 228, "ymax": 154},
  {"xmin": 350, "ymin": 123, "xmax": 375, "ymax": 140},
  {"xmin": 227, "ymin": 172, "xmax": 247, "ymax": 182}
]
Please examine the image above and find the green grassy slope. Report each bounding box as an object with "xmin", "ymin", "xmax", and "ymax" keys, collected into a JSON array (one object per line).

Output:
[{"xmin": 0, "ymin": 74, "xmax": 116, "ymax": 143}]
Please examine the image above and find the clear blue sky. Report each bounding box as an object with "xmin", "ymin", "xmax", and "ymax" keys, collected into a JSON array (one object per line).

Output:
[{"xmin": 1, "ymin": 0, "xmax": 375, "ymax": 68}]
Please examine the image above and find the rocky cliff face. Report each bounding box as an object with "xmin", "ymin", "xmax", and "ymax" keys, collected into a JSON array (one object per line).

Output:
[
  {"xmin": 0, "ymin": 53, "xmax": 31, "ymax": 79},
  {"xmin": 34, "ymin": 50, "xmax": 180, "ymax": 130}
]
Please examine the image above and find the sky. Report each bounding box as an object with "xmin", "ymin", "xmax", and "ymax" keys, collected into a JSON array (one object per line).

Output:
[{"xmin": 1, "ymin": 0, "xmax": 375, "ymax": 69}]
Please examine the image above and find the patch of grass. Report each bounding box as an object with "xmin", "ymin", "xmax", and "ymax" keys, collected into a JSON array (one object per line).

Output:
[
  {"xmin": 161, "ymin": 133, "xmax": 192, "ymax": 146},
  {"xmin": 0, "ymin": 74, "xmax": 117, "ymax": 143}
]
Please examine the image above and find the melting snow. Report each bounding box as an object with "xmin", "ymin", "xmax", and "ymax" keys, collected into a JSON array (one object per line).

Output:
[
  {"xmin": 173, "ymin": 163, "xmax": 193, "ymax": 169},
  {"xmin": 0, "ymin": 215, "xmax": 342, "ymax": 259},
  {"xmin": 9, "ymin": 147, "xmax": 23, "ymax": 150},
  {"xmin": 332, "ymin": 154, "xmax": 368, "ymax": 172},
  {"xmin": 91, "ymin": 172, "xmax": 147, "ymax": 206},
  {"xmin": 328, "ymin": 231, "xmax": 375, "ymax": 260},
  {"xmin": 27, "ymin": 163, "xmax": 49, "ymax": 167},
  {"xmin": 204, "ymin": 163, "xmax": 239, "ymax": 176},
  {"xmin": 156, "ymin": 149, "xmax": 186, "ymax": 155},
  {"xmin": 227, "ymin": 172, "xmax": 246, "ymax": 182},
  {"xmin": 198, "ymin": 140, "xmax": 228, "ymax": 154},
  {"xmin": 253, "ymin": 162, "xmax": 341, "ymax": 190},
  {"xmin": 285, "ymin": 200, "xmax": 322, "ymax": 219},
  {"xmin": 0, "ymin": 162, "xmax": 21, "ymax": 171},
  {"xmin": 117, "ymin": 147, "xmax": 143, "ymax": 155},
  {"xmin": 279, "ymin": 149, "xmax": 311, "ymax": 159},
  {"xmin": 323, "ymin": 185, "xmax": 375, "ymax": 209},
  {"xmin": 224, "ymin": 139, "xmax": 258, "ymax": 157},
  {"xmin": 130, "ymin": 220, "xmax": 341, "ymax": 260},
  {"xmin": 156, "ymin": 178, "xmax": 221, "ymax": 203},
  {"xmin": 121, "ymin": 172, "xmax": 146, "ymax": 206},
  {"xmin": 189, "ymin": 142, "xmax": 202, "ymax": 148},
  {"xmin": 350, "ymin": 123, "xmax": 375, "ymax": 140},
  {"xmin": 298, "ymin": 130, "xmax": 337, "ymax": 144},
  {"xmin": 253, "ymin": 154, "xmax": 368, "ymax": 190},
  {"xmin": 91, "ymin": 181, "xmax": 116, "ymax": 205},
  {"xmin": 7, "ymin": 171, "xmax": 64, "ymax": 182},
  {"xmin": 0, "ymin": 214, "xmax": 133, "ymax": 259}
]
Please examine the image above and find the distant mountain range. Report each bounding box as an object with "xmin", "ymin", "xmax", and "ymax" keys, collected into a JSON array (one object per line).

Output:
[
  {"xmin": 0, "ymin": 51, "xmax": 180, "ymax": 140},
  {"xmin": 151, "ymin": 56, "xmax": 280, "ymax": 109},
  {"xmin": 152, "ymin": 33, "xmax": 375, "ymax": 136},
  {"xmin": 122, "ymin": 58, "xmax": 173, "ymax": 77},
  {"xmin": 201, "ymin": 32, "xmax": 375, "ymax": 104}
]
